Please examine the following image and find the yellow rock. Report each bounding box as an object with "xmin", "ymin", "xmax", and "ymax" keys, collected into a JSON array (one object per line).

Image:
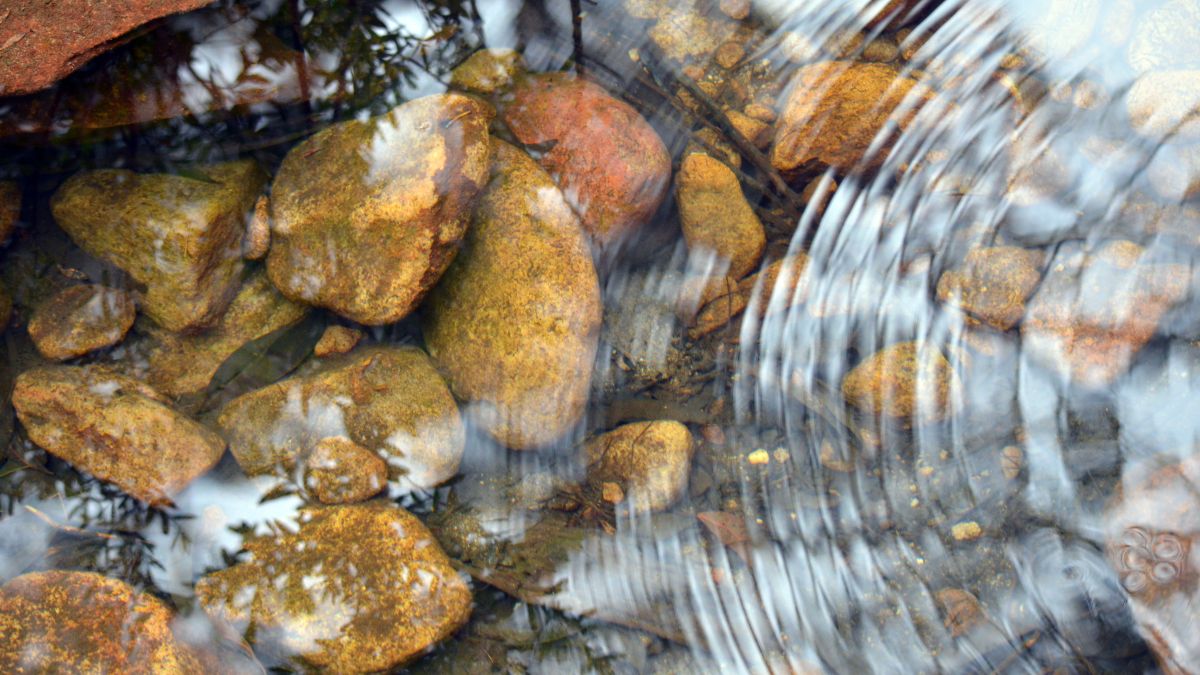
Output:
[
  {"xmin": 584, "ymin": 420, "xmax": 694, "ymax": 512},
  {"xmin": 676, "ymin": 152, "xmax": 766, "ymax": 282}
]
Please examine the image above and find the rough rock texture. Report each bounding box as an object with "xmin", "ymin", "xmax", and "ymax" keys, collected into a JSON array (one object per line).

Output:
[
  {"xmin": 689, "ymin": 254, "xmax": 809, "ymax": 339},
  {"xmin": 1105, "ymin": 452, "xmax": 1200, "ymax": 675},
  {"xmin": 313, "ymin": 325, "xmax": 364, "ymax": 358},
  {"xmin": 28, "ymin": 285, "xmax": 136, "ymax": 361},
  {"xmin": 935, "ymin": 247, "xmax": 1043, "ymax": 331},
  {"xmin": 244, "ymin": 195, "xmax": 271, "ymax": 260},
  {"xmin": 0, "ymin": 0, "xmax": 212, "ymax": 96},
  {"xmin": 584, "ymin": 420, "xmax": 694, "ymax": 512},
  {"xmin": 12, "ymin": 366, "xmax": 225, "ymax": 505},
  {"xmin": 0, "ymin": 283, "xmax": 12, "ymax": 332},
  {"xmin": 423, "ymin": 142, "xmax": 601, "ymax": 450},
  {"xmin": 196, "ymin": 502, "xmax": 472, "ymax": 673},
  {"xmin": 1127, "ymin": 70, "xmax": 1200, "ymax": 141},
  {"xmin": 1127, "ymin": 0, "xmax": 1200, "ymax": 74},
  {"xmin": 450, "ymin": 48, "xmax": 523, "ymax": 94},
  {"xmin": 0, "ymin": 570, "xmax": 204, "ymax": 672},
  {"xmin": 267, "ymin": 93, "xmax": 492, "ymax": 325},
  {"xmin": 1022, "ymin": 241, "xmax": 1188, "ymax": 388},
  {"xmin": 502, "ymin": 73, "xmax": 671, "ymax": 247},
  {"xmin": 841, "ymin": 341, "xmax": 960, "ymax": 424},
  {"xmin": 677, "ymin": 152, "xmax": 766, "ymax": 282},
  {"xmin": 218, "ymin": 346, "xmax": 464, "ymax": 491},
  {"xmin": 142, "ymin": 269, "xmax": 308, "ymax": 398},
  {"xmin": 304, "ymin": 436, "xmax": 388, "ymax": 504},
  {"xmin": 771, "ymin": 61, "xmax": 924, "ymax": 175},
  {"xmin": 50, "ymin": 160, "xmax": 267, "ymax": 333},
  {"xmin": 0, "ymin": 182, "xmax": 18, "ymax": 244}
]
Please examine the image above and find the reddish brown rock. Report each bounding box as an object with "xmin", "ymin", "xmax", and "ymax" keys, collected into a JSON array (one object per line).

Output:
[
  {"xmin": 12, "ymin": 365, "xmax": 225, "ymax": 506},
  {"xmin": 936, "ymin": 247, "xmax": 1043, "ymax": 331},
  {"xmin": 0, "ymin": 570, "xmax": 205, "ymax": 672},
  {"xmin": 27, "ymin": 285, "xmax": 136, "ymax": 361},
  {"xmin": 0, "ymin": 0, "xmax": 212, "ymax": 96},
  {"xmin": 502, "ymin": 73, "xmax": 671, "ymax": 247},
  {"xmin": 1106, "ymin": 453, "xmax": 1200, "ymax": 674},
  {"xmin": 771, "ymin": 61, "xmax": 925, "ymax": 175},
  {"xmin": 1022, "ymin": 241, "xmax": 1189, "ymax": 387}
]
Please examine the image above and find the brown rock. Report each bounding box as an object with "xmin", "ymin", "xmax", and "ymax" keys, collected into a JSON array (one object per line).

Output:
[
  {"xmin": 584, "ymin": 420, "xmax": 694, "ymax": 512},
  {"xmin": 841, "ymin": 341, "xmax": 960, "ymax": 424},
  {"xmin": 1105, "ymin": 453, "xmax": 1200, "ymax": 675},
  {"xmin": 772, "ymin": 61, "xmax": 924, "ymax": 175},
  {"xmin": 142, "ymin": 269, "xmax": 309, "ymax": 398},
  {"xmin": 244, "ymin": 195, "xmax": 270, "ymax": 260},
  {"xmin": 218, "ymin": 346, "xmax": 464, "ymax": 491},
  {"xmin": 312, "ymin": 324, "xmax": 364, "ymax": 358},
  {"xmin": 0, "ymin": 182, "xmax": 17, "ymax": 244},
  {"xmin": 304, "ymin": 436, "xmax": 388, "ymax": 504},
  {"xmin": 423, "ymin": 142, "xmax": 601, "ymax": 450},
  {"xmin": 676, "ymin": 153, "xmax": 766, "ymax": 282},
  {"xmin": 690, "ymin": 254, "xmax": 809, "ymax": 339},
  {"xmin": 1127, "ymin": 70, "xmax": 1200, "ymax": 141},
  {"xmin": 0, "ymin": 0, "xmax": 212, "ymax": 96},
  {"xmin": 715, "ymin": 41, "xmax": 745, "ymax": 69},
  {"xmin": 649, "ymin": 7, "xmax": 738, "ymax": 62},
  {"xmin": 0, "ymin": 570, "xmax": 204, "ymax": 671},
  {"xmin": 196, "ymin": 502, "xmax": 471, "ymax": 673},
  {"xmin": 936, "ymin": 247, "xmax": 1043, "ymax": 331},
  {"xmin": 450, "ymin": 48, "xmax": 523, "ymax": 94},
  {"xmin": 12, "ymin": 365, "xmax": 225, "ymax": 505},
  {"xmin": 267, "ymin": 93, "xmax": 493, "ymax": 325},
  {"xmin": 1022, "ymin": 241, "xmax": 1189, "ymax": 387},
  {"xmin": 934, "ymin": 588, "xmax": 985, "ymax": 637},
  {"xmin": 687, "ymin": 127, "xmax": 742, "ymax": 169},
  {"xmin": 502, "ymin": 73, "xmax": 671, "ymax": 247},
  {"xmin": 27, "ymin": 285, "xmax": 136, "ymax": 361},
  {"xmin": 863, "ymin": 37, "xmax": 901, "ymax": 63},
  {"xmin": 744, "ymin": 102, "xmax": 777, "ymax": 123},
  {"xmin": 719, "ymin": 0, "xmax": 750, "ymax": 20},
  {"xmin": 801, "ymin": 176, "xmax": 838, "ymax": 220},
  {"xmin": 727, "ymin": 109, "xmax": 772, "ymax": 148},
  {"xmin": 50, "ymin": 160, "xmax": 267, "ymax": 333}
]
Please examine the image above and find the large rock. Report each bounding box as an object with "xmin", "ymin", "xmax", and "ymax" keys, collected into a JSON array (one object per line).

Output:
[
  {"xmin": 12, "ymin": 365, "xmax": 225, "ymax": 505},
  {"xmin": 676, "ymin": 152, "xmax": 766, "ymax": 282},
  {"xmin": 217, "ymin": 346, "xmax": 464, "ymax": 491},
  {"xmin": 1022, "ymin": 241, "xmax": 1188, "ymax": 388},
  {"xmin": 584, "ymin": 420, "xmax": 694, "ymax": 512},
  {"xmin": 50, "ymin": 160, "xmax": 267, "ymax": 333},
  {"xmin": 0, "ymin": 570, "xmax": 204, "ymax": 672},
  {"xmin": 423, "ymin": 142, "xmax": 602, "ymax": 450},
  {"xmin": 267, "ymin": 93, "xmax": 493, "ymax": 325},
  {"xmin": 196, "ymin": 502, "xmax": 472, "ymax": 673},
  {"xmin": 0, "ymin": 0, "xmax": 212, "ymax": 95},
  {"xmin": 841, "ymin": 341, "xmax": 960, "ymax": 424},
  {"xmin": 142, "ymin": 269, "xmax": 309, "ymax": 398},
  {"xmin": 501, "ymin": 73, "xmax": 671, "ymax": 247},
  {"xmin": 27, "ymin": 285, "xmax": 136, "ymax": 361},
  {"xmin": 771, "ymin": 61, "xmax": 924, "ymax": 175},
  {"xmin": 935, "ymin": 247, "xmax": 1043, "ymax": 331}
]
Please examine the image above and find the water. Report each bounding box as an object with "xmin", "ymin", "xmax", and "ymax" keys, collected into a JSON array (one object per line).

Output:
[{"xmin": 0, "ymin": 0, "xmax": 1196, "ymax": 672}]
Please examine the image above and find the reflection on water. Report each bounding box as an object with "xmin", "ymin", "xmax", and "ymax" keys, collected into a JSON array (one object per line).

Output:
[{"xmin": 1, "ymin": 0, "xmax": 1199, "ymax": 672}]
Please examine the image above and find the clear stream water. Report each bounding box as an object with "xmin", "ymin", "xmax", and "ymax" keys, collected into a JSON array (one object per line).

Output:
[{"xmin": 1, "ymin": 0, "xmax": 1198, "ymax": 672}]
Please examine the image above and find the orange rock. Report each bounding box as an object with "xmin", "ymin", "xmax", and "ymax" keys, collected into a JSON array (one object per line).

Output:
[
  {"xmin": 28, "ymin": 285, "xmax": 136, "ymax": 361},
  {"xmin": 502, "ymin": 73, "xmax": 671, "ymax": 247},
  {"xmin": 841, "ymin": 341, "xmax": 960, "ymax": 424},
  {"xmin": 304, "ymin": 436, "xmax": 388, "ymax": 504},
  {"xmin": 313, "ymin": 325, "xmax": 364, "ymax": 358},
  {"xmin": 690, "ymin": 255, "xmax": 809, "ymax": 339},
  {"xmin": 676, "ymin": 153, "xmax": 766, "ymax": 282},
  {"xmin": 936, "ymin": 246, "xmax": 1043, "ymax": 331}
]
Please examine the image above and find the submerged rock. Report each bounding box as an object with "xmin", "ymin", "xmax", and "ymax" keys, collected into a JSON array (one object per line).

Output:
[
  {"xmin": 196, "ymin": 502, "xmax": 471, "ymax": 673},
  {"xmin": 50, "ymin": 160, "xmax": 267, "ymax": 333},
  {"xmin": 424, "ymin": 142, "xmax": 601, "ymax": 450},
  {"xmin": 304, "ymin": 436, "xmax": 388, "ymax": 504},
  {"xmin": 1022, "ymin": 241, "xmax": 1188, "ymax": 387},
  {"xmin": 142, "ymin": 269, "xmax": 309, "ymax": 398},
  {"xmin": 450, "ymin": 48, "xmax": 523, "ymax": 94},
  {"xmin": 771, "ymin": 61, "xmax": 924, "ymax": 175},
  {"xmin": 0, "ymin": 182, "xmax": 17, "ymax": 244},
  {"xmin": 267, "ymin": 93, "xmax": 492, "ymax": 325},
  {"xmin": 1127, "ymin": 70, "xmax": 1200, "ymax": 141},
  {"xmin": 0, "ymin": 570, "xmax": 204, "ymax": 672},
  {"xmin": 27, "ymin": 285, "xmax": 136, "ymax": 361},
  {"xmin": 584, "ymin": 420, "xmax": 694, "ymax": 512},
  {"xmin": 12, "ymin": 366, "xmax": 225, "ymax": 505},
  {"xmin": 936, "ymin": 247, "xmax": 1043, "ymax": 331},
  {"xmin": 841, "ymin": 341, "xmax": 960, "ymax": 424},
  {"xmin": 689, "ymin": 254, "xmax": 809, "ymax": 339},
  {"xmin": 676, "ymin": 152, "xmax": 766, "ymax": 282},
  {"xmin": 312, "ymin": 324, "xmax": 364, "ymax": 358},
  {"xmin": 218, "ymin": 346, "xmax": 464, "ymax": 491},
  {"xmin": 1127, "ymin": 0, "xmax": 1200, "ymax": 74},
  {"xmin": 502, "ymin": 73, "xmax": 671, "ymax": 247}
]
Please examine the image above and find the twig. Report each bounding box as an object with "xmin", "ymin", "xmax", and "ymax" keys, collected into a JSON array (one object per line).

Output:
[{"xmin": 570, "ymin": 0, "xmax": 585, "ymax": 75}]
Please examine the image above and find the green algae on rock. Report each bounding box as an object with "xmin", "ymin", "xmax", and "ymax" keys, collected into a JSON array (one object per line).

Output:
[
  {"xmin": 501, "ymin": 73, "xmax": 671, "ymax": 247},
  {"xmin": 423, "ymin": 141, "xmax": 601, "ymax": 450},
  {"xmin": 936, "ymin": 247, "xmax": 1043, "ymax": 331},
  {"xmin": 12, "ymin": 365, "xmax": 225, "ymax": 506},
  {"xmin": 841, "ymin": 341, "xmax": 960, "ymax": 425},
  {"xmin": 50, "ymin": 160, "xmax": 267, "ymax": 334},
  {"xmin": 304, "ymin": 435, "xmax": 389, "ymax": 504},
  {"xmin": 218, "ymin": 346, "xmax": 464, "ymax": 491},
  {"xmin": 27, "ymin": 284, "xmax": 136, "ymax": 361},
  {"xmin": 584, "ymin": 420, "xmax": 694, "ymax": 512},
  {"xmin": 196, "ymin": 502, "xmax": 472, "ymax": 673},
  {"xmin": 0, "ymin": 570, "xmax": 205, "ymax": 672},
  {"xmin": 676, "ymin": 152, "xmax": 766, "ymax": 282},
  {"xmin": 141, "ymin": 269, "xmax": 309, "ymax": 398},
  {"xmin": 266, "ymin": 93, "xmax": 493, "ymax": 325}
]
